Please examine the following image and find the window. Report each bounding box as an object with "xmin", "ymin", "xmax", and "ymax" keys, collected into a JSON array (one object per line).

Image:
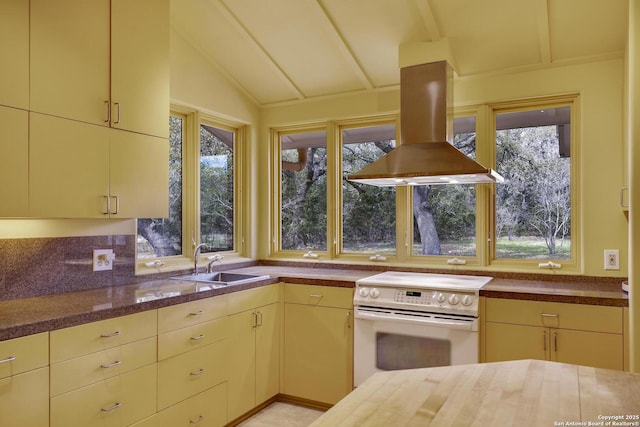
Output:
[
  {"xmin": 280, "ymin": 130, "xmax": 327, "ymax": 251},
  {"xmin": 412, "ymin": 116, "xmax": 477, "ymax": 257},
  {"xmin": 137, "ymin": 109, "xmax": 242, "ymax": 264},
  {"xmin": 341, "ymin": 123, "xmax": 396, "ymax": 254},
  {"xmin": 494, "ymin": 106, "xmax": 572, "ymax": 260},
  {"xmin": 200, "ymin": 122, "xmax": 234, "ymax": 253}
]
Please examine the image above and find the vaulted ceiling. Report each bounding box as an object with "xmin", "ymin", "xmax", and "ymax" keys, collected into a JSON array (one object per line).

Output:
[{"xmin": 171, "ymin": 0, "xmax": 628, "ymax": 107}]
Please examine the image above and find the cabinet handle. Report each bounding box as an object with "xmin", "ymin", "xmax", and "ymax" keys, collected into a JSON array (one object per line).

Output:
[
  {"xmin": 103, "ymin": 195, "xmax": 110, "ymax": 215},
  {"xmin": 114, "ymin": 102, "xmax": 121, "ymax": 124},
  {"xmin": 104, "ymin": 100, "xmax": 111, "ymax": 123},
  {"xmin": 100, "ymin": 360, "xmax": 122, "ymax": 369},
  {"xmin": 190, "ymin": 334, "xmax": 205, "ymax": 341},
  {"xmin": 110, "ymin": 196, "xmax": 119, "ymax": 215},
  {"xmin": 347, "ymin": 311, "xmax": 351, "ymax": 328},
  {"xmin": 540, "ymin": 313, "xmax": 559, "ymax": 318},
  {"xmin": 252, "ymin": 312, "xmax": 258, "ymax": 328},
  {"xmin": 257, "ymin": 311, "xmax": 263, "ymax": 327},
  {"xmin": 554, "ymin": 332, "xmax": 558, "ymax": 352},
  {"xmin": 190, "ymin": 416, "xmax": 204, "ymax": 424},
  {"xmin": 0, "ymin": 356, "xmax": 16, "ymax": 364},
  {"xmin": 100, "ymin": 331, "xmax": 121, "ymax": 338},
  {"xmin": 101, "ymin": 402, "xmax": 122, "ymax": 412},
  {"xmin": 189, "ymin": 310, "xmax": 204, "ymax": 316},
  {"xmin": 543, "ymin": 330, "xmax": 547, "ymax": 351},
  {"xmin": 190, "ymin": 368, "xmax": 205, "ymax": 376}
]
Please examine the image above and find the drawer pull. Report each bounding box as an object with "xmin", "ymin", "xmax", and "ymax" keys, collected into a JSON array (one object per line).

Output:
[
  {"xmin": 540, "ymin": 313, "xmax": 559, "ymax": 318},
  {"xmin": 101, "ymin": 360, "xmax": 122, "ymax": 369},
  {"xmin": 190, "ymin": 334, "xmax": 205, "ymax": 341},
  {"xmin": 190, "ymin": 416, "xmax": 204, "ymax": 424},
  {"xmin": 0, "ymin": 356, "xmax": 16, "ymax": 364},
  {"xmin": 100, "ymin": 331, "xmax": 121, "ymax": 338},
  {"xmin": 190, "ymin": 368, "xmax": 205, "ymax": 376},
  {"xmin": 101, "ymin": 402, "xmax": 122, "ymax": 412},
  {"xmin": 189, "ymin": 310, "xmax": 204, "ymax": 316}
]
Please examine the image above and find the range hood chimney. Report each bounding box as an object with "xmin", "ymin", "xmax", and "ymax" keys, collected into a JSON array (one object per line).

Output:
[{"xmin": 347, "ymin": 61, "xmax": 503, "ymax": 186}]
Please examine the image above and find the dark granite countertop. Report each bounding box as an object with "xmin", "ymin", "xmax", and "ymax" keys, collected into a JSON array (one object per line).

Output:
[{"xmin": 0, "ymin": 264, "xmax": 629, "ymax": 341}]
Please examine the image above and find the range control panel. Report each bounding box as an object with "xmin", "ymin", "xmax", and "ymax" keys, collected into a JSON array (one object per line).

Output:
[{"xmin": 354, "ymin": 286, "xmax": 479, "ymax": 315}]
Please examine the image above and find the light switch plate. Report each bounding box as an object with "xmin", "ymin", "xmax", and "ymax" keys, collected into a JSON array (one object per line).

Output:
[{"xmin": 93, "ymin": 249, "xmax": 115, "ymax": 271}]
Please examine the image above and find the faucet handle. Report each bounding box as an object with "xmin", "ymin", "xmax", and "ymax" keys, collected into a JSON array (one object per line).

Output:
[{"xmin": 207, "ymin": 254, "xmax": 224, "ymax": 262}]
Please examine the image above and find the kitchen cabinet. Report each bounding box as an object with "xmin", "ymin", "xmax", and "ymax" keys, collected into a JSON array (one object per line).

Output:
[
  {"xmin": 227, "ymin": 284, "xmax": 280, "ymax": 422},
  {"xmin": 49, "ymin": 311, "xmax": 158, "ymax": 427},
  {"xmin": 0, "ymin": 333, "xmax": 49, "ymax": 427},
  {"xmin": 484, "ymin": 298, "xmax": 624, "ymax": 370},
  {"xmin": 283, "ymin": 284, "xmax": 353, "ymax": 405},
  {"xmin": 0, "ymin": 106, "xmax": 28, "ymax": 216},
  {"xmin": 157, "ymin": 294, "xmax": 228, "ymax": 423},
  {"xmin": 0, "ymin": 0, "xmax": 29, "ymax": 110},
  {"xmin": 30, "ymin": 0, "xmax": 169, "ymax": 139},
  {"xmin": 29, "ymin": 113, "xmax": 168, "ymax": 218}
]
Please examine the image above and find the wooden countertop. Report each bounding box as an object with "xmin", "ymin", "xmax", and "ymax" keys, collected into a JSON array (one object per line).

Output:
[{"xmin": 311, "ymin": 360, "xmax": 640, "ymax": 426}]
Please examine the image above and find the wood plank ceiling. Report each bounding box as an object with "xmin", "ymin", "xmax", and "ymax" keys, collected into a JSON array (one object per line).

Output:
[{"xmin": 171, "ymin": 0, "xmax": 628, "ymax": 107}]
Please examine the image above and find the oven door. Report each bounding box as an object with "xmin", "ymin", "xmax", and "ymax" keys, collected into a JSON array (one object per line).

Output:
[{"xmin": 353, "ymin": 306, "xmax": 479, "ymax": 386}]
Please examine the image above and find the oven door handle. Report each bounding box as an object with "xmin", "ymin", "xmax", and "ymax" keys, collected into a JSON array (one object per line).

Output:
[{"xmin": 354, "ymin": 309, "xmax": 478, "ymax": 331}]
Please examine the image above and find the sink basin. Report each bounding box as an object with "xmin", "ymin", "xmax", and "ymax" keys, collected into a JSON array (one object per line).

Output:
[{"xmin": 170, "ymin": 272, "xmax": 269, "ymax": 286}]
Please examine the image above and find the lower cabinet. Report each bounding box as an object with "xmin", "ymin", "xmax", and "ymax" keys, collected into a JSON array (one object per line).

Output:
[
  {"xmin": 0, "ymin": 332, "xmax": 49, "ymax": 427},
  {"xmin": 227, "ymin": 285, "xmax": 280, "ymax": 422},
  {"xmin": 283, "ymin": 284, "xmax": 354, "ymax": 405},
  {"xmin": 484, "ymin": 298, "xmax": 624, "ymax": 370}
]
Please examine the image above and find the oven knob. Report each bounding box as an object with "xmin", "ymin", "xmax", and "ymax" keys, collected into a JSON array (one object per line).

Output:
[
  {"xmin": 369, "ymin": 288, "xmax": 380, "ymax": 298},
  {"xmin": 436, "ymin": 292, "xmax": 446, "ymax": 303},
  {"xmin": 358, "ymin": 288, "xmax": 370, "ymax": 297},
  {"xmin": 448, "ymin": 294, "xmax": 460, "ymax": 305},
  {"xmin": 462, "ymin": 295, "xmax": 474, "ymax": 306}
]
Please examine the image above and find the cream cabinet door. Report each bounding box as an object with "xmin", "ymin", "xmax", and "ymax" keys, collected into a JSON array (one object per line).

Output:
[
  {"xmin": 0, "ymin": 106, "xmax": 28, "ymax": 216},
  {"xmin": 283, "ymin": 303, "xmax": 353, "ymax": 405},
  {"xmin": 227, "ymin": 309, "xmax": 256, "ymax": 421},
  {"xmin": 552, "ymin": 329, "xmax": 623, "ymax": 370},
  {"xmin": 30, "ymin": 0, "xmax": 110, "ymax": 126},
  {"xmin": 0, "ymin": 367, "xmax": 49, "ymax": 427},
  {"xmin": 485, "ymin": 322, "xmax": 549, "ymax": 362},
  {"xmin": 110, "ymin": 130, "xmax": 169, "ymax": 218},
  {"xmin": 29, "ymin": 113, "xmax": 110, "ymax": 218},
  {"xmin": 255, "ymin": 302, "xmax": 280, "ymax": 406},
  {"xmin": 111, "ymin": 0, "xmax": 169, "ymax": 138},
  {"xmin": 0, "ymin": 0, "xmax": 29, "ymax": 109}
]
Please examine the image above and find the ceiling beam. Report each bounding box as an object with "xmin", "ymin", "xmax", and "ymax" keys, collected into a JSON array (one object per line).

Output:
[
  {"xmin": 415, "ymin": 0, "xmax": 441, "ymax": 41},
  {"xmin": 314, "ymin": 0, "xmax": 374, "ymax": 90},
  {"xmin": 215, "ymin": 0, "xmax": 306, "ymax": 101},
  {"xmin": 536, "ymin": 0, "xmax": 552, "ymax": 64}
]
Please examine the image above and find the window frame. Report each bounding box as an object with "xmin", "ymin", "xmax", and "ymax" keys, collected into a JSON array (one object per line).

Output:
[
  {"xmin": 135, "ymin": 105, "xmax": 247, "ymax": 274},
  {"xmin": 268, "ymin": 95, "xmax": 580, "ymax": 272}
]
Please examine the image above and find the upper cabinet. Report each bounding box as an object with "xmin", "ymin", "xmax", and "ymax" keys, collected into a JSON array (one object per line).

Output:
[
  {"xmin": 0, "ymin": 106, "xmax": 28, "ymax": 217},
  {"xmin": 0, "ymin": 0, "xmax": 29, "ymax": 110},
  {"xmin": 30, "ymin": 0, "xmax": 169, "ymax": 139}
]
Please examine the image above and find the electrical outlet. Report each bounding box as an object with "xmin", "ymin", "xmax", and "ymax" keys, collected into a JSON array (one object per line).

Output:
[
  {"xmin": 93, "ymin": 249, "xmax": 115, "ymax": 271},
  {"xmin": 604, "ymin": 249, "xmax": 619, "ymax": 270}
]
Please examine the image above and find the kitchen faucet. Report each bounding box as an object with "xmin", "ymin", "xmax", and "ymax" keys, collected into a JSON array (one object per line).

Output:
[
  {"xmin": 193, "ymin": 243, "xmax": 210, "ymax": 274},
  {"xmin": 206, "ymin": 254, "xmax": 224, "ymax": 273}
]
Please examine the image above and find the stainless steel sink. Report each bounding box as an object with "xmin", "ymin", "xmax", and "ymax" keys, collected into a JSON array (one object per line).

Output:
[{"xmin": 170, "ymin": 272, "xmax": 269, "ymax": 286}]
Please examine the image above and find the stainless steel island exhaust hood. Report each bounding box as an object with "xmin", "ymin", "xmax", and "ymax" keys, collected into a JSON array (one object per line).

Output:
[{"xmin": 348, "ymin": 61, "xmax": 503, "ymax": 186}]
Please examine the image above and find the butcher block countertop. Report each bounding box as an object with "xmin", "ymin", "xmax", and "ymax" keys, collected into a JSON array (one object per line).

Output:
[{"xmin": 311, "ymin": 359, "xmax": 640, "ymax": 427}]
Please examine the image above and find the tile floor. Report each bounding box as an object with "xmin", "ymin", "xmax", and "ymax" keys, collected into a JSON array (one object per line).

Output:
[{"xmin": 237, "ymin": 402, "xmax": 325, "ymax": 427}]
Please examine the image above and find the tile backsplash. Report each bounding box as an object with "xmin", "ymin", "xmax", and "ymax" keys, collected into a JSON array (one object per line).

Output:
[{"xmin": 0, "ymin": 235, "xmax": 137, "ymax": 300}]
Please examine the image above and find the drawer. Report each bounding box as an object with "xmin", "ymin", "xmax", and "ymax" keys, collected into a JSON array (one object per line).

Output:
[
  {"xmin": 485, "ymin": 298, "xmax": 623, "ymax": 333},
  {"xmin": 157, "ymin": 340, "xmax": 227, "ymax": 410},
  {"xmin": 134, "ymin": 382, "xmax": 227, "ymax": 427},
  {"xmin": 228, "ymin": 284, "xmax": 280, "ymax": 314},
  {"xmin": 158, "ymin": 317, "xmax": 227, "ymax": 361},
  {"xmin": 50, "ymin": 310, "xmax": 157, "ymax": 363},
  {"xmin": 50, "ymin": 363, "xmax": 157, "ymax": 427},
  {"xmin": 0, "ymin": 367, "xmax": 49, "ymax": 427},
  {"xmin": 284, "ymin": 283, "xmax": 353, "ymax": 309},
  {"xmin": 50, "ymin": 336, "xmax": 157, "ymax": 396},
  {"xmin": 158, "ymin": 295, "xmax": 227, "ymax": 334},
  {"xmin": 0, "ymin": 332, "xmax": 48, "ymax": 379}
]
